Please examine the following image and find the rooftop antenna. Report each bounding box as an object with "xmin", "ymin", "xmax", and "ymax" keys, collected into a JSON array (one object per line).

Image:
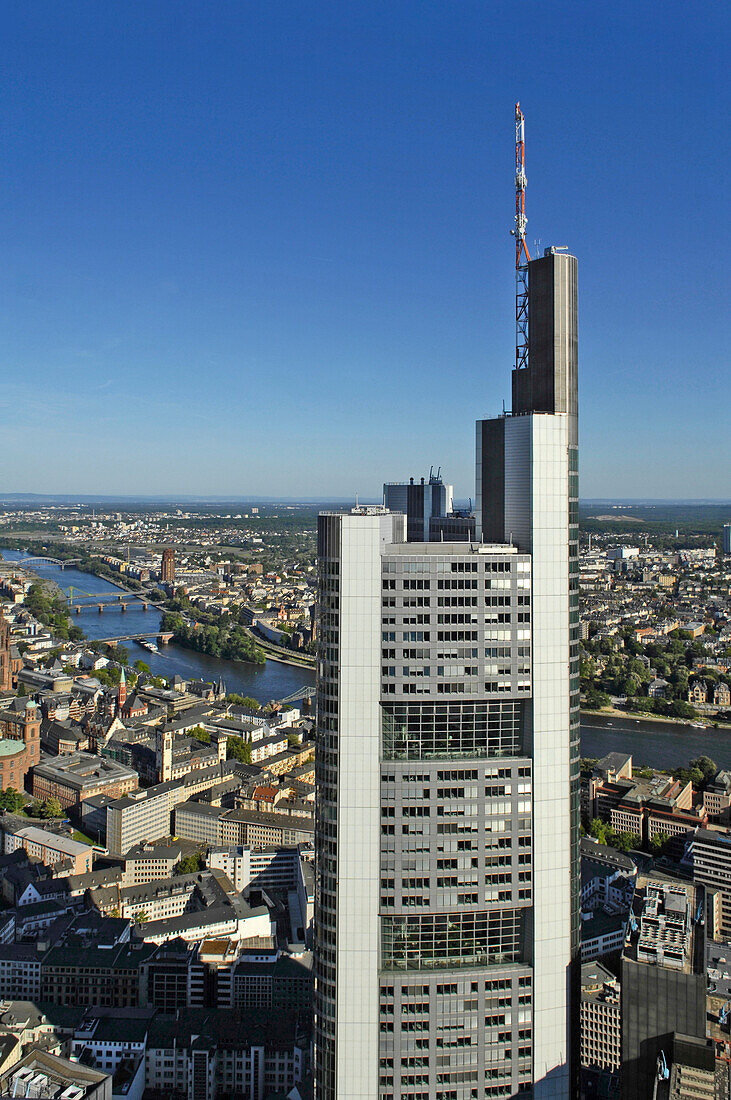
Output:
[{"xmin": 511, "ymin": 103, "xmax": 530, "ymax": 373}]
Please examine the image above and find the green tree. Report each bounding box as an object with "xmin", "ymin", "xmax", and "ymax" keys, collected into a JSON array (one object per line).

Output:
[
  {"xmin": 189, "ymin": 726, "xmax": 210, "ymax": 744},
  {"xmin": 40, "ymin": 798, "xmax": 64, "ymax": 819},
  {"xmin": 226, "ymin": 736, "xmax": 252, "ymax": 764},
  {"xmin": 650, "ymin": 830, "xmax": 671, "ymax": 854},
  {"xmin": 226, "ymin": 694, "xmax": 261, "ymax": 710},
  {"xmin": 0, "ymin": 787, "xmax": 26, "ymax": 813},
  {"xmin": 689, "ymin": 756, "xmax": 716, "ymax": 782},
  {"xmin": 589, "ymin": 818, "xmax": 609, "ymax": 845},
  {"xmin": 612, "ymin": 831, "xmax": 641, "ymax": 853},
  {"xmin": 584, "ymin": 688, "xmax": 611, "ymax": 710},
  {"xmin": 133, "ymin": 660, "xmax": 150, "ymax": 674},
  {"xmin": 175, "ymin": 854, "xmax": 204, "ymax": 874}
]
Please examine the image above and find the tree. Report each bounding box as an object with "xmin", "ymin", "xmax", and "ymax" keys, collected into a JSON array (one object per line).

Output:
[
  {"xmin": 589, "ymin": 818, "xmax": 609, "ymax": 845},
  {"xmin": 689, "ymin": 756, "xmax": 716, "ymax": 782},
  {"xmin": 584, "ymin": 688, "xmax": 611, "ymax": 710},
  {"xmin": 0, "ymin": 787, "xmax": 26, "ymax": 813},
  {"xmin": 175, "ymin": 854, "xmax": 204, "ymax": 874},
  {"xmin": 133, "ymin": 660, "xmax": 151, "ymax": 674},
  {"xmin": 226, "ymin": 694, "xmax": 261, "ymax": 710},
  {"xmin": 40, "ymin": 798, "xmax": 64, "ymax": 819},
  {"xmin": 612, "ymin": 831, "xmax": 641, "ymax": 853},
  {"xmin": 16, "ymin": 683, "xmax": 26, "ymax": 697},
  {"xmin": 651, "ymin": 830, "xmax": 671, "ymax": 854},
  {"xmin": 134, "ymin": 910, "xmax": 149, "ymax": 924},
  {"xmin": 189, "ymin": 726, "xmax": 210, "ymax": 744},
  {"xmin": 226, "ymin": 736, "xmax": 252, "ymax": 764}
]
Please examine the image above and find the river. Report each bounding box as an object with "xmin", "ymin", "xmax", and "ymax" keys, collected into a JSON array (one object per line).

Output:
[
  {"xmin": 2, "ymin": 550, "xmax": 730, "ymax": 767},
  {"xmin": 580, "ymin": 713, "xmax": 730, "ymax": 771},
  {"xmin": 0, "ymin": 550, "xmax": 315, "ymax": 704}
]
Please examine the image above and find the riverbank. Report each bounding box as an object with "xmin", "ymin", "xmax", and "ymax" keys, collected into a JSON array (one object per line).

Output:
[
  {"xmin": 582, "ymin": 704, "xmax": 731, "ymax": 731},
  {"xmin": 580, "ymin": 712, "xmax": 731, "ymax": 771},
  {"xmin": 2, "ymin": 550, "xmax": 317, "ymax": 703}
]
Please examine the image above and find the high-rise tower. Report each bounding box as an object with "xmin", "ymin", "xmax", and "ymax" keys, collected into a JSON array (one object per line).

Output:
[
  {"xmin": 314, "ymin": 112, "xmax": 577, "ymax": 1100},
  {"xmin": 161, "ymin": 548, "xmax": 175, "ymax": 585}
]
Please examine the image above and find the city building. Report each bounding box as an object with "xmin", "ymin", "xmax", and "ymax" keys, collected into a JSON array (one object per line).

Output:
[
  {"xmin": 314, "ymin": 247, "xmax": 578, "ymax": 1099},
  {"xmin": 0, "ymin": 616, "xmax": 12, "ymax": 692},
  {"xmin": 621, "ymin": 880, "xmax": 706, "ymax": 1100},
  {"xmin": 3, "ymin": 825, "xmax": 93, "ymax": 874},
  {"xmin": 174, "ymin": 801, "xmax": 314, "ymax": 850},
  {"xmin": 580, "ymin": 961, "xmax": 621, "ymax": 1076},
  {"xmin": 723, "ymin": 524, "xmax": 731, "ymax": 556},
  {"xmin": 144, "ymin": 1008, "xmax": 308, "ymax": 1100},
  {"xmin": 0, "ymin": 697, "xmax": 41, "ymax": 787},
  {"xmin": 0, "ymin": 1049, "xmax": 111, "ymax": 1100},
  {"xmin": 32, "ymin": 751, "xmax": 138, "ymax": 809},
  {"xmin": 702, "ymin": 770, "xmax": 731, "ymax": 822},
  {"xmin": 383, "ymin": 471, "xmax": 453, "ymax": 542},
  {"xmin": 161, "ymin": 547, "xmax": 175, "ymax": 584},
  {"xmin": 580, "ymin": 838, "xmax": 636, "ymax": 962},
  {"xmin": 689, "ymin": 828, "xmax": 731, "ymax": 939}
]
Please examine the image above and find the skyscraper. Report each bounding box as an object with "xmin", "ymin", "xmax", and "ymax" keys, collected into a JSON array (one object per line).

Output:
[
  {"xmin": 383, "ymin": 472, "xmax": 453, "ymax": 542},
  {"xmin": 161, "ymin": 548, "xmax": 175, "ymax": 585},
  {"xmin": 314, "ymin": 137, "xmax": 577, "ymax": 1094}
]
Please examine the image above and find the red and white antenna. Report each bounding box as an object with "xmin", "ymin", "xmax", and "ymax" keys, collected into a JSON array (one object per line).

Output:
[{"xmin": 513, "ymin": 102, "xmax": 530, "ymax": 371}]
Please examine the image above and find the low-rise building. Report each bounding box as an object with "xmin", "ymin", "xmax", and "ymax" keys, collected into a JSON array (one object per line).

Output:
[
  {"xmin": 689, "ymin": 828, "xmax": 731, "ymax": 939},
  {"xmin": 174, "ymin": 802, "xmax": 314, "ymax": 850},
  {"xmin": 144, "ymin": 1008, "xmax": 308, "ymax": 1100},
  {"xmin": 0, "ymin": 1048, "xmax": 111, "ymax": 1100},
  {"xmin": 580, "ymin": 960, "xmax": 621, "ymax": 1075},
  {"xmin": 32, "ymin": 752, "xmax": 138, "ymax": 809},
  {"xmin": 4, "ymin": 826, "xmax": 92, "ymax": 875}
]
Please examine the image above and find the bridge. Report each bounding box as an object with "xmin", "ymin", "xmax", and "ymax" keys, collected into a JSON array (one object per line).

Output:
[
  {"xmin": 273, "ymin": 685, "xmax": 316, "ymax": 705},
  {"xmin": 6, "ymin": 556, "xmax": 84, "ymax": 570},
  {"xmin": 70, "ymin": 631, "xmax": 174, "ymax": 646},
  {"xmin": 70, "ymin": 598, "xmax": 154, "ymax": 614}
]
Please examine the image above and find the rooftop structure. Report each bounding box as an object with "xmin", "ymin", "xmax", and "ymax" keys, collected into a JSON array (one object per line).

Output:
[{"xmin": 32, "ymin": 751, "xmax": 138, "ymax": 808}]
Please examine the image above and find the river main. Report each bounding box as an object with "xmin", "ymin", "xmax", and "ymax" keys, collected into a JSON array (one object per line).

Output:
[
  {"xmin": 3, "ymin": 550, "xmax": 730, "ymax": 767},
  {"xmin": 1, "ymin": 551, "xmax": 315, "ymax": 704}
]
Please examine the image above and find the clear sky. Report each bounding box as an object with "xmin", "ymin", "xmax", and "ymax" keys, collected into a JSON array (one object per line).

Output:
[{"xmin": 1, "ymin": 1, "xmax": 728, "ymax": 500}]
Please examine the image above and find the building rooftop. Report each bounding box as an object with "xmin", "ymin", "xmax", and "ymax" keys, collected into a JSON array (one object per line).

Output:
[
  {"xmin": 146, "ymin": 1007, "xmax": 301, "ymax": 1051},
  {"xmin": 0, "ymin": 738, "xmax": 25, "ymax": 758},
  {"xmin": 0, "ymin": 1048, "xmax": 109, "ymax": 1099},
  {"xmin": 33, "ymin": 752, "xmax": 138, "ymax": 790}
]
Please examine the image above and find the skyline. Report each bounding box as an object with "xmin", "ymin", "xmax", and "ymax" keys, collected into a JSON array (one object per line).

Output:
[{"xmin": 1, "ymin": 1, "xmax": 728, "ymax": 498}]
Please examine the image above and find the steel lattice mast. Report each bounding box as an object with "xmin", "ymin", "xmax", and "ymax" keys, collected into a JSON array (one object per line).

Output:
[{"xmin": 514, "ymin": 102, "xmax": 530, "ymax": 372}]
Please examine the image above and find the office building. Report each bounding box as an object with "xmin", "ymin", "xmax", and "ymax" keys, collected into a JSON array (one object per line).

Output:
[
  {"xmin": 32, "ymin": 751, "xmax": 138, "ymax": 809},
  {"xmin": 161, "ymin": 547, "xmax": 176, "ymax": 584},
  {"xmin": 383, "ymin": 471, "xmax": 453, "ymax": 542},
  {"xmin": 621, "ymin": 880, "xmax": 706, "ymax": 1100},
  {"xmin": 0, "ymin": 616, "xmax": 12, "ymax": 692},
  {"xmin": 723, "ymin": 524, "xmax": 731, "ymax": 556},
  {"xmin": 314, "ymin": 241, "xmax": 578, "ymax": 1100},
  {"xmin": 580, "ymin": 961, "xmax": 621, "ymax": 1075},
  {"xmin": 3, "ymin": 826, "xmax": 93, "ymax": 874},
  {"xmin": 689, "ymin": 828, "xmax": 731, "ymax": 938}
]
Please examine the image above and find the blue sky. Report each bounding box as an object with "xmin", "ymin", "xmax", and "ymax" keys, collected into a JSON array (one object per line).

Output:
[{"xmin": 0, "ymin": 1, "xmax": 727, "ymax": 499}]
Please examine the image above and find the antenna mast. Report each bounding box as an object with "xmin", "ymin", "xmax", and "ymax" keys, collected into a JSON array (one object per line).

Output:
[{"xmin": 514, "ymin": 103, "xmax": 530, "ymax": 372}]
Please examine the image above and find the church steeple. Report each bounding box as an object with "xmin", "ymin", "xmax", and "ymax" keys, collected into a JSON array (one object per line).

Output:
[{"xmin": 117, "ymin": 667, "xmax": 127, "ymax": 713}]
